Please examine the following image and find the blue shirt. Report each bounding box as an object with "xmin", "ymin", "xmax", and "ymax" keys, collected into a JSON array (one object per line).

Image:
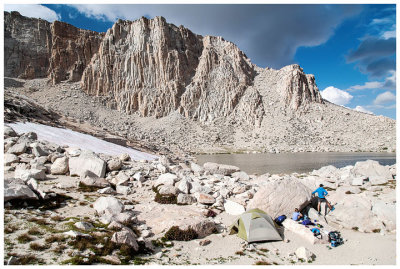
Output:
[
  {"xmin": 292, "ymin": 212, "xmax": 301, "ymax": 220},
  {"xmin": 312, "ymin": 187, "xmax": 328, "ymax": 198}
]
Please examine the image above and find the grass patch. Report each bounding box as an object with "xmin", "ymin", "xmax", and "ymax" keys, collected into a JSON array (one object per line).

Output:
[
  {"xmin": 163, "ymin": 226, "xmax": 198, "ymax": 241},
  {"xmin": 255, "ymin": 261, "xmax": 271, "ymax": 265},
  {"xmin": 53, "ymin": 244, "xmax": 67, "ymax": 254},
  {"xmin": 28, "ymin": 217, "xmax": 48, "ymax": 226},
  {"xmin": 352, "ymin": 227, "xmax": 359, "ymax": 231},
  {"xmin": 235, "ymin": 251, "xmax": 245, "ymax": 256},
  {"xmin": 345, "ymin": 191, "xmax": 352, "ymax": 194},
  {"xmin": 152, "ymin": 184, "xmax": 177, "ymax": 204},
  {"xmin": 372, "ymin": 229, "xmax": 381, "ymax": 233},
  {"xmin": 259, "ymin": 248, "xmax": 269, "ymax": 253},
  {"xmin": 4, "ymin": 225, "xmax": 17, "ymax": 234},
  {"xmin": 78, "ymin": 182, "xmax": 103, "ymax": 192},
  {"xmin": 28, "ymin": 227, "xmax": 43, "ymax": 236},
  {"xmin": 17, "ymin": 233, "xmax": 34, "ymax": 243},
  {"xmin": 45, "ymin": 234, "xmax": 67, "ymax": 244},
  {"xmin": 7, "ymin": 194, "xmax": 72, "ymax": 211},
  {"xmin": 29, "ymin": 242, "xmax": 50, "ymax": 251},
  {"xmin": 10, "ymin": 254, "xmax": 44, "ymax": 265},
  {"xmin": 51, "ymin": 215, "xmax": 65, "ymax": 222},
  {"xmin": 61, "ymin": 255, "xmax": 120, "ymax": 265}
]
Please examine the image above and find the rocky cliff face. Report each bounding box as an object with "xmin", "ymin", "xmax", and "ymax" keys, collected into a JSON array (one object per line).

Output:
[
  {"xmin": 4, "ymin": 11, "xmax": 103, "ymax": 84},
  {"xmin": 4, "ymin": 11, "xmax": 52, "ymax": 79},
  {"xmin": 5, "ymin": 12, "xmax": 324, "ymax": 126},
  {"xmin": 49, "ymin": 21, "xmax": 103, "ymax": 84}
]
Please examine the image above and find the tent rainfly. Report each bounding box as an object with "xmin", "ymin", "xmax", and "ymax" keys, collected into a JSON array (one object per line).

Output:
[{"xmin": 229, "ymin": 208, "xmax": 283, "ymax": 243}]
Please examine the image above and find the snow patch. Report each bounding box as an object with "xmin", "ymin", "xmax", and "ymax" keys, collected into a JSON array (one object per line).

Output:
[{"xmin": 8, "ymin": 122, "xmax": 158, "ymax": 161}]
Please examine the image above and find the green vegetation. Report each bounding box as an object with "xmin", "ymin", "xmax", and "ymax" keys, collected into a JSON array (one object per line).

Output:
[
  {"xmin": 78, "ymin": 182, "xmax": 103, "ymax": 192},
  {"xmin": 163, "ymin": 226, "xmax": 198, "ymax": 241},
  {"xmin": 10, "ymin": 254, "xmax": 44, "ymax": 265},
  {"xmin": 352, "ymin": 227, "xmax": 359, "ymax": 231},
  {"xmin": 45, "ymin": 234, "xmax": 67, "ymax": 244},
  {"xmin": 28, "ymin": 227, "xmax": 43, "ymax": 236},
  {"xmin": 29, "ymin": 242, "xmax": 50, "ymax": 251},
  {"xmin": 152, "ymin": 185, "xmax": 178, "ymax": 204},
  {"xmin": 372, "ymin": 229, "xmax": 381, "ymax": 233},
  {"xmin": 17, "ymin": 233, "xmax": 34, "ymax": 243},
  {"xmin": 254, "ymin": 261, "xmax": 271, "ymax": 265},
  {"xmin": 235, "ymin": 251, "xmax": 245, "ymax": 256}
]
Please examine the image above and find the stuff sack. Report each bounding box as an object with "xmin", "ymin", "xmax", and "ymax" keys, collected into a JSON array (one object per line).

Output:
[
  {"xmin": 301, "ymin": 219, "xmax": 313, "ymax": 226},
  {"xmin": 311, "ymin": 228, "xmax": 322, "ymax": 239},
  {"xmin": 274, "ymin": 215, "xmax": 287, "ymax": 226}
]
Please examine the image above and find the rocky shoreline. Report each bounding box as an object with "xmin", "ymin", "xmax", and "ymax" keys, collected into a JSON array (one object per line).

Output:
[{"xmin": 4, "ymin": 125, "xmax": 396, "ymax": 265}]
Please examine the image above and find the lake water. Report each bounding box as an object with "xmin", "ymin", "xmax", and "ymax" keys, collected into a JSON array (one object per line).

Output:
[{"xmin": 195, "ymin": 152, "xmax": 396, "ymax": 175}]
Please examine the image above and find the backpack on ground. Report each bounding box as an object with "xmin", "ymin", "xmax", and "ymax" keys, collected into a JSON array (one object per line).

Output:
[
  {"xmin": 328, "ymin": 231, "xmax": 343, "ymax": 247},
  {"xmin": 311, "ymin": 228, "xmax": 322, "ymax": 239},
  {"xmin": 301, "ymin": 219, "xmax": 313, "ymax": 226},
  {"xmin": 274, "ymin": 215, "xmax": 286, "ymax": 226}
]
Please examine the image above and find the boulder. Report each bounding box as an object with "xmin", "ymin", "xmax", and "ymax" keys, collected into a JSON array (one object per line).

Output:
[
  {"xmin": 283, "ymin": 219, "xmax": 324, "ymax": 245},
  {"xmin": 155, "ymin": 173, "xmax": 178, "ymax": 186},
  {"xmin": 195, "ymin": 192, "xmax": 216, "ymax": 205},
  {"xmin": 190, "ymin": 162, "xmax": 204, "ymax": 175},
  {"xmin": 69, "ymin": 151, "xmax": 106, "ymax": 178},
  {"xmin": 7, "ymin": 142, "xmax": 27, "ymax": 155},
  {"xmin": 107, "ymin": 158, "xmax": 122, "ymax": 171},
  {"xmin": 176, "ymin": 179, "xmax": 191, "ymax": 194},
  {"xmin": 4, "ymin": 178, "xmax": 39, "ymax": 201},
  {"xmin": 74, "ymin": 222, "xmax": 94, "ymax": 231},
  {"xmin": 223, "ymin": 200, "xmax": 245, "ymax": 215},
  {"xmin": 133, "ymin": 172, "xmax": 146, "ymax": 182},
  {"xmin": 14, "ymin": 168, "xmax": 46, "ymax": 181},
  {"xmin": 247, "ymin": 179, "xmax": 312, "ymax": 218},
  {"xmin": 203, "ymin": 162, "xmax": 240, "ymax": 176},
  {"xmin": 111, "ymin": 228, "xmax": 139, "ymax": 250},
  {"xmin": 4, "ymin": 126, "xmax": 18, "ymax": 137},
  {"xmin": 116, "ymin": 185, "xmax": 132, "ymax": 195},
  {"xmin": 93, "ymin": 197, "xmax": 124, "ymax": 216},
  {"xmin": 232, "ymin": 171, "xmax": 250, "ymax": 181},
  {"xmin": 113, "ymin": 171, "xmax": 130, "ymax": 186},
  {"xmin": 177, "ymin": 193, "xmax": 197, "ymax": 205},
  {"xmin": 26, "ymin": 178, "xmax": 47, "ymax": 199},
  {"xmin": 119, "ymin": 153, "xmax": 131, "ymax": 161},
  {"xmin": 351, "ymin": 176, "xmax": 367, "ymax": 186},
  {"xmin": 135, "ymin": 203, "xmax": 216, "ymax": 238},
  {"xmin": 326, "ymin": 193, "xmax": 384, "ymax": 232},
  {"xmin": 80, "ymin": 176, "xmax": 110, "ymax": 188},
  {"xmin": 4, "ymin": 154, "xmax": 19, "ymax": 166},
  {"xmin": 352, "ymin": 160, "xmax": 393, "ymax": 185},
  {"xmin": 372, "ymin": 201, "xmax": 396, "ymax": 231},
  {"xmin": 50, "ymin": 156, "xmax": 69, "ymax": 175},
  {"xmin": 295, "ymin": 247, "xmax": 315, "ymax": 262},
  {"xmin": 98, "ymin": 187, "xmax": 116, "ymax": 194},
  {"xmin": 158, "ymin": 185, "xmax": 179, "ymax": 196},
  {"xmin": 30, "ymin": 142, "xmax": 49, "ymax": 157}
]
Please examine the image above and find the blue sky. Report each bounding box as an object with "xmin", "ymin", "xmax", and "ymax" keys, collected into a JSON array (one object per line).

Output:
[{"xmin": 4, "ymin": 3, "xmax": 396, "ymax": 119}]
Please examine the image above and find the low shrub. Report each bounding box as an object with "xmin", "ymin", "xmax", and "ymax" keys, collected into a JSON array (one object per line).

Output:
[
  {"xmin": 17, "ymin": 233, "xmax": 34, "ymax": 244},
  {"xmin": 163, "ymin": 226, "xmax": 198, "ymax": 241}
]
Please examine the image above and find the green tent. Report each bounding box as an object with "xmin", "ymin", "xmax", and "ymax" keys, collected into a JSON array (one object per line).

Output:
[{"xmin": 229, "ymin": 208, "xmax": 283, "ymax": 243}]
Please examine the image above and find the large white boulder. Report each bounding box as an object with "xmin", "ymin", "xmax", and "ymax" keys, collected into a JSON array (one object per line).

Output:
[
  {"xmin": 111, "ymin": 228, "xmax": 139, "ymax": 250},
  {"xmin": 247, "ymin": 179, "xmax": 312, "ymax": 218},
  {"xmin": 50, "ymin": 157, "xmax": 69, "ymax": 175},
  {"xmin": 69, "ymin": 151, "xmax": 106, "ymax": 178},
  {"xmin": 7, "ymin": 142, "xmax": 27, "ymax": 155},
  {"xmin": 326, "ymin": 193, "xmax": 384, "ymax": 232},
  {"xmin": 4, "ymin": 178, "xmax": 39, "ymax": 201},
  {"xmin": 372, "ymin": 201, "xmax": 396, "ymax": 231},
  {"xmin": 107, "ymin": 158, "xmax": 122, "ymax": 171},
  {"xmin": 352, "ymin": 160, "xmax": 393, "ymax": 185},
  {"xmin": 14, "ymin": 168, "xmax": 46, "ymax": 181},
  {"xmin": 224, "ymin": 200, "xmax": 245, "ymax": 215},
  {"xmin": 155, "ymin": 173, "xmax": 178, "ymax": 186},
  {"xmin": 93, "ymin": 197, "xmax": 124, "ymax": 216},
  {"xmin": 4, "ymin": 154, "xmax": 19, "ymax": 166},
  {"xmin": 295, "ymin": 246, "xmax": 315, "ymax": 262}
]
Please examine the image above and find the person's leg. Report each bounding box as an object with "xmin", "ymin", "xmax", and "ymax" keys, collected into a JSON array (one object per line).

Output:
[{"xmin": 317, "ymin": 201, "xmax": 321, "ymax": 214}]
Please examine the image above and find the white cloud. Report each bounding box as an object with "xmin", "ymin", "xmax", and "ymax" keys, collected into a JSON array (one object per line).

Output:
[
  {"xmin": 4, "ymin": 4, "xmax": 60, "ymax": 22},
  {"xmin": 320, "ymin": 86, "xmax": 353, "ymax": 106},
  {"xmin": 349, "ymin": 81, "xmax": 383, "ymax": 90},
  {"xmin": 354, "ymin": 106, "xmax": 373, "ymax": 115},
  {"xmin": 382, "ymin": 30, "xmax": 396, "ymax": 39},
  {"xmin": 373, "ymin": 91, "xmax": 396, "ymax": 105}
]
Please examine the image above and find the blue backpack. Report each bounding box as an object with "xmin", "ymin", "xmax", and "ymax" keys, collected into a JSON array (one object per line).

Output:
[
  {"xmin": 302, "ymin": 219, "xmax": 313, "ymax": 226},
  {"xmin": 274, "ymin": 215, "xmax": 286, "ymax": 226}
]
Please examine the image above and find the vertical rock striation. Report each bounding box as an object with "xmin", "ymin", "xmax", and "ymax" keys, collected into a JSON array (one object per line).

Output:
[
  {"xmin": 49, "ymin": 21, "xmax": 104, "ymax": 84},
  {"xmin": 4, "ymin": 11, "xmax": 52, "ymax": 79}
]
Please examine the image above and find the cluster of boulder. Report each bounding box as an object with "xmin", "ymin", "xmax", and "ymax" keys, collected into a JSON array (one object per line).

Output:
[{"xmin": 4, "ymin": 124, "xmax": 397, "ymax": 249}]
